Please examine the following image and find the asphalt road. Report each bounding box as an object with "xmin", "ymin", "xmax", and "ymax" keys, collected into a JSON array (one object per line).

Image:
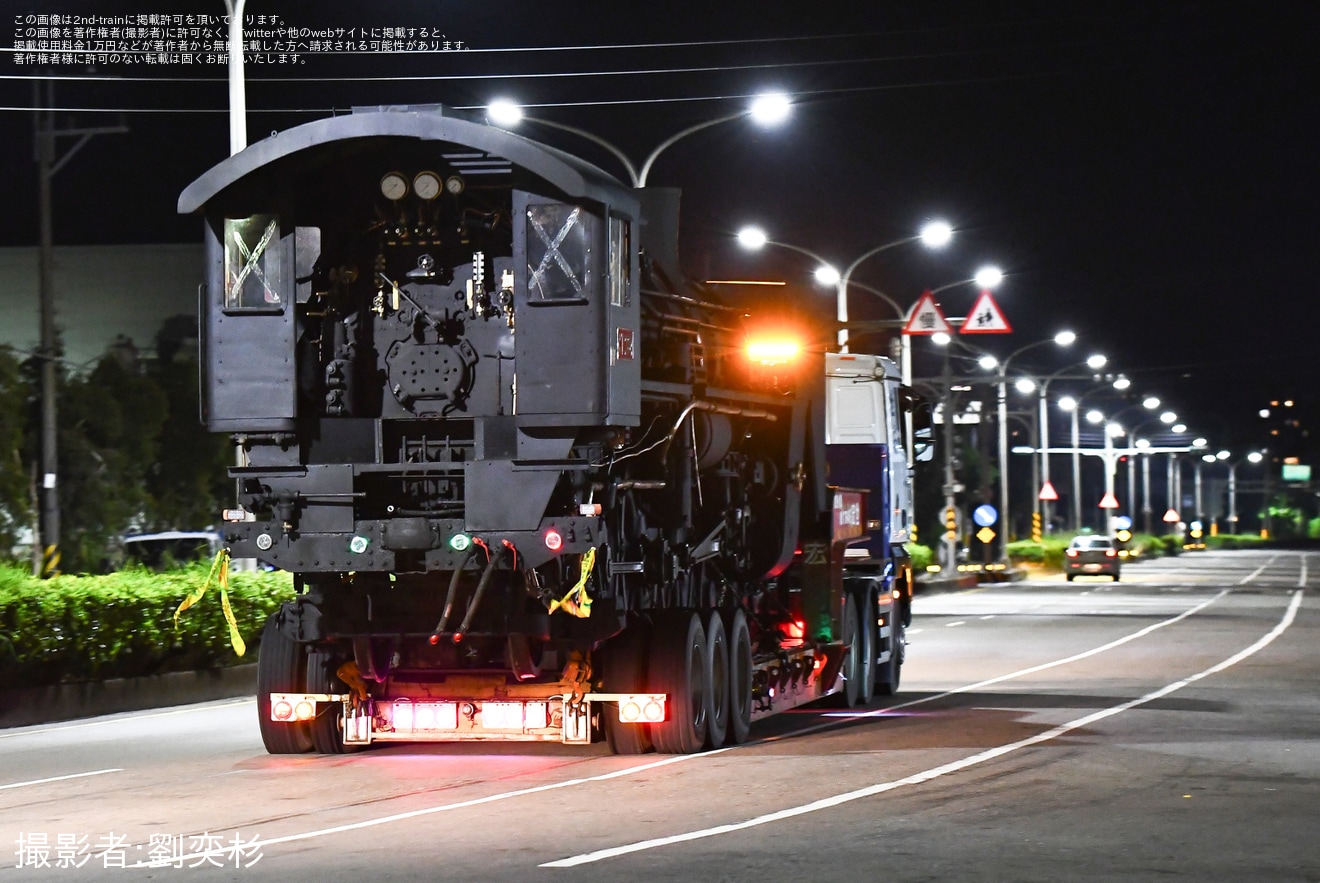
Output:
[{"xmin": 1, "ymin": 549, "xmax": 1315, "ymax": 881}]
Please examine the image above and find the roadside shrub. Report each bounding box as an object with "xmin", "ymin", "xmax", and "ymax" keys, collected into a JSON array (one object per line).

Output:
[
  {"xmin": 908, "ymin": 543, "xmax": 933, "ymax": 572},
  {"xmin": 1205, "ymin": 533, "xmax": 1270, "ymax": 550},
  {"xmin": 0, "ymin": 561, "xmax": 293, "ymax": 687},
  {"xmin": 1007, "ymin": 537, "xmax": 1067, "ymax": 571}
]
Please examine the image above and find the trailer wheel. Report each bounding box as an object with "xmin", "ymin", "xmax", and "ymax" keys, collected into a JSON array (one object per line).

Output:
[
  {"xmin": 306, "ymin": 648, "xmax": 359, "ymax": 754},
  {"xmin": 836, "ymin": 594, "xmax": 868, "ymax": 708},
  {"xmin": 723, "ymin": 609, "xmax": 753, "ymax": 745},
  {"xmin": 256, "ymin": 611, "xmax": 312, "ymax": 755},
  {"xmin": 702, "ymin": 612, "xmax": 729, "ymax": 750},
  {"xmin": 648, "ymin": 611, "xmax": 708, "ymax": 754},
  {"xmin": 859, "ymin": 589, "xmax": 878, "ymax": 706},
  {"xmin": 876, "ymin": 603, "xmax": 904, "ymax": 696},
  {"xmin": 600, "ymin": 625, "xmax": 654, "ymax": 756}
]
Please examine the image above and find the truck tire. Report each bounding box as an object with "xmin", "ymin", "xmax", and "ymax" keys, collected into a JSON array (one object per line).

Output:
[
  {"xmin": 648, "ymin": 611, "xmax": 708, "ymax": 754},
  {"xmin": 876, "ymin": 603, "xmax": 903, "ymax": 696},
  {"xmin": 702, "ymin": 612, "xmax": 729, "ymax": 750},
  {"xmin": 600, "ymin": 625, "xmax": 654, "ymax": 756},
  {"xmin": 256, "ymin": 612, "xmax": 313, "ymax": 755},
  {"xmin": 306, "ymin": 648, "xmax": 358, "ymax": 754},
  {"xmin": 723, "ymin": 608, "xmax": 753, "ymax": 745},
  {"xmin": 836, "ymin": 594, "xmax": 863, "ymax": 708},
  {"xmin": 859, "ymin": 589, "xmax": 878, "ymax": 706}
]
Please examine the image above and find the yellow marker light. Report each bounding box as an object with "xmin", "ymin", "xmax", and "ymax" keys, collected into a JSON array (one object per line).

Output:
[{"xmin": 746, "ymin": 339, "xmax": 802, "ymax": 366}]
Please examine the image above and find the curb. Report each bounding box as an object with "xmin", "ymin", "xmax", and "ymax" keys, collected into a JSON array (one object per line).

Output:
[{"xmin": 0, "ymin": 664, "xmax": 257, "ymax": 730}]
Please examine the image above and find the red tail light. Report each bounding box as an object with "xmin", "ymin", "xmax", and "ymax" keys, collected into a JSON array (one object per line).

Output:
[
  {"xmin": 1066, "ymin": 549, "xmax": 1079, "ymax": 558},
  {"xmin": 1105, "ymin": 549, "xmax": 1117, "ymax": 558},
  {"xmin": 544, "ymin": 528, "xmax": 563, "ymax": 551}
]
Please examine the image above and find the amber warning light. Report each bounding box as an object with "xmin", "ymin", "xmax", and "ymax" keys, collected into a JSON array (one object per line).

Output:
[{"xmin": 746, "ymin": 338, "xmax": 802, "ymax": 366}]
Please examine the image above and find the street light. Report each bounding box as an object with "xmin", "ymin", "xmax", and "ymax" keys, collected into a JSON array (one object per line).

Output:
[
  {"xmin": 735, "ymin": 222, "xmax": 955, "ymax": 350},
  {"xmin": 1055, "ymin": 375, "xmax": 1133, "ymax": 531},
  {"xmin": 1035, "ymin": 354, "xmax": 1107, "ymax": 533},
  {"xmin": 946, "ymin": 331, "xmax": 1074, "ymax": 556},
  {"xmin": 1225, "ymin": 451, "xmax": 1265, "ymax": 533},
  {"xmin": 1129, "ymin": 409, "xmax": 1178, "ymax": 531},
  {"xmin": 487, "ymin": 91, "xmax": 793, "ymax": 187}
]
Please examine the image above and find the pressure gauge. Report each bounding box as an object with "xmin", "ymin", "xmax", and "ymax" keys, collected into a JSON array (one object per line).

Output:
[
  {"xmin": 379, "ymin": 172, "xmax": 408, "ymax": 201},
  {"xmin": 445, "ymin": 175, "xmax": 465, "ymax": 195},
  {"xmin": 413, "ymin": 171, "xmax": 442, "ymax": 201}
]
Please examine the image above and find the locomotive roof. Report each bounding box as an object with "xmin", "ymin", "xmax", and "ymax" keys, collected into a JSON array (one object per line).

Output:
[{"xmin": 178, "ymin": 107, "xmax": 639, "ymax": 216}]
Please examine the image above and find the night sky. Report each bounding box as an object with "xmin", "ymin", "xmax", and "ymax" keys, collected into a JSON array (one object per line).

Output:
[{"xmin": 3, "ymin": 1, "xmax": 1316, "ymax": 458}]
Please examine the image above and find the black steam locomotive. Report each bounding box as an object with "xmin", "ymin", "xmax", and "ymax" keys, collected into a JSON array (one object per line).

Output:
[{"xmin": 181, "ymin": 105, "xmax": 920, "ymax": 755}]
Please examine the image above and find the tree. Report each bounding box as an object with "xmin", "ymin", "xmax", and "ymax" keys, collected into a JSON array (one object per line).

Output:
[
  {"xmin": 56, "ymin": 355, "xmax": 167, "ymax": 570},
  {"xmin": 0, "ymin": 347, "xmax": 31, "ymax": 556}
]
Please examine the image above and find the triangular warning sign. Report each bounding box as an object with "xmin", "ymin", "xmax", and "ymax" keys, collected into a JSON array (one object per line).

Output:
[
  {"xmin": 960, "ymin": 289, "xmax": 1012, "ymax": 334},
  {"xmin": 1098, "ymin": 492, "xmax": 1120, "ymax": 509},
  {"xmin": 902, "ymin": 290, "xmax": 952, "ymax": 336},
  {"xmin": 1039, "ymin": 481, "xmax": 1059, "ymax": 501},
  {"xmin": 1162, "ymin": 508, "xmax": 1180, "ymax": 523}
]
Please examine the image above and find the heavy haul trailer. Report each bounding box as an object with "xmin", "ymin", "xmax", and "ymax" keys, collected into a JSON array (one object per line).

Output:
[{"xmin": 180, "ymin": 105, "xmax": 926, "ymax": 755}]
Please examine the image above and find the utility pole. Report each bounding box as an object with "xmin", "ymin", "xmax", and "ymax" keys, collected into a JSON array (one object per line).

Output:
[{"xmin": 33, "ymin": 79, "xmax": 126, "ymax": 576}]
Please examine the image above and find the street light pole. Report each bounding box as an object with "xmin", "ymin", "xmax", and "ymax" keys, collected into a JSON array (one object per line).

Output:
[
  {"xmin": 1226, "ymin": 451, "xmax": 1264, "ymax": 533},
  {"xmin": 991, "ymin": 333, "xmax": 1074, "ymax": 556},
  {"xmin": 1036, "ymin": 354, "xmax": 1106, "ymax": 534}
]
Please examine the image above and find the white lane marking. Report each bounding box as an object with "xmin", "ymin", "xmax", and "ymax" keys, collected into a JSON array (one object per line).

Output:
[
  {"xmin": 1238, "ymin": 555, "xmax": 1279, "ymax": 585},
  {"xmin": 127, "ymin": 751, "xmax": 723, "ymax": 868},
  {"xmin": 543, "ymin": 590, "xmax": 1304, "ymax": 868},
  {"xmin": 0, "ymin": 698, "xmax": 252, "ymax": 740},
  {"xmin": 760, "ymin": 589, "xmax": 1231, "ymax": 742},
  {"xmin": 945, "ymin": 621, "xmax": 966, "ymax": 628},
  {"xmin": 1301, "ymin": 554, "xmax": 1309, "ymax": 589},
  {"xmin": 0, "ymin": 768, "xmax": 123, "ymax": 791},
  {"xmin": 979, "ymin": 616, "xmax": 995, "ymax": 620}
]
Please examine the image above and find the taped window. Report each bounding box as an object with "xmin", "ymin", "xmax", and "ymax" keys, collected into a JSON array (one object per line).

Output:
[
  {"xmin": 608, "ymin": 216, "xmax": 630, "ymax": 307},
  {"xmin": 526, "ymin": 203, "xmax": 594, "ymax": 302},
  {"xmin": 224, "ymin": 215, "xmax": 283, "ymax": 310}
]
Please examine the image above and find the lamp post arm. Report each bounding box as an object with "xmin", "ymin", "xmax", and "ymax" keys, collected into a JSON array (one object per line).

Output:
[
  {"xmin": 529, "ymin": 117, "xmax": 641, "ymax": 187},
  {"xmin": 840, "ymin": 237, "xmax": 919, "ymax": 290},
  {"xmin": 637, "ymin": 111, "xmax": 742, "ymax": 187}
]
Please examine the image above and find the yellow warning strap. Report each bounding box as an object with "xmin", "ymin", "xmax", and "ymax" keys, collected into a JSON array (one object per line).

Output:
[
  {"xmin": 173, "ymin": 548, "xmax": 247, "ymax": 657},
  {"xmin": 547, "ymin": 547, "xmax": 596, "ymax": 618}
]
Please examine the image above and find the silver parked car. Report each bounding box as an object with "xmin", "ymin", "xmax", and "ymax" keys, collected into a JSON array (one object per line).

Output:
[{"xmin": 1065, "ymin": 535, "xmax": 1121, "ymax": 581}]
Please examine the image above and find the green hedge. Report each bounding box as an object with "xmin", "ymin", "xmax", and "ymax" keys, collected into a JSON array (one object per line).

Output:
[
  {"xmin": 908, "ymin": 543, "xmax": 934, "ymax": 572},
  {"xmin": 0, "ymin": 561, "xmax": 294, "ymax": 687}
]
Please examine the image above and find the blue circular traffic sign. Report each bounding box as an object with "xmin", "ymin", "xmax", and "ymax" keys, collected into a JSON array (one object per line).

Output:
[
  {"xmin": 1113, "ymin": 515, "xmax": 1133, "ymax": 530},
  {"xmin": 973, "ymin": 504, "xmax": 998, "ymax": 527}
]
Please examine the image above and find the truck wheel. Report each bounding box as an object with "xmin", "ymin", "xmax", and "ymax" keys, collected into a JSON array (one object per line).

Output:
[
  {"xmin": 306, "ymin": 648, "xmax": 358, "ymax": 754},
  {"xmin": 648, "ymin": 611, "xmax": 708, "ymax": 754},
  {"xmin": 876, "ymin": 604, "xmax": 903, "ymax": 696},
  {"xmin": 723, "ymin": 609, "xmax": 753, "ymax": 745},
  {"xmin": 256, "ymin": 611, "xmax": 312, "ymax": 755},
  {"xmin": 600, "ymin": 625, "xmax": 654, "ymax": 756},
  {"xmin": 702, "ymin": 612, "xmax": 729, "ymax": 750},
  {"xmin": 837, "ymin": 595, "xmax": 864, "ymax": 708},
  {"xmin": 859, "ymin": 590, "xmax": 878, "ymax": 706}
]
